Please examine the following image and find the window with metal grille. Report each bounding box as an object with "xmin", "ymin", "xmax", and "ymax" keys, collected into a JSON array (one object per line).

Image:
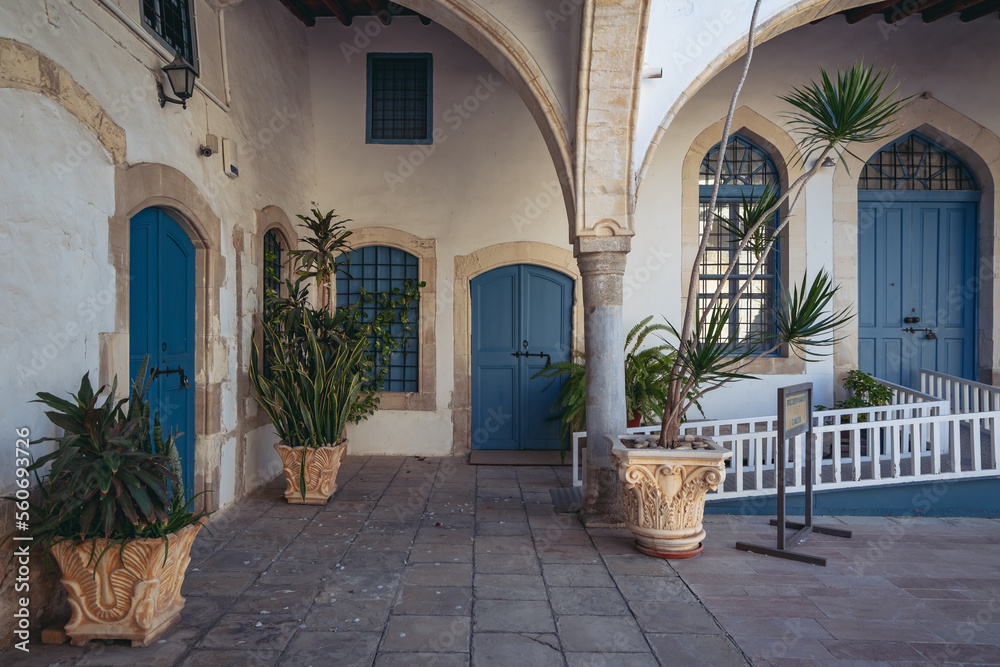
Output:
[
  {"xmin": 142, "ymin": 0, "xmax": 197, "ymax": 66},
  {"xmin": 698, "ymin": 135, "xmax": 780, "ymax": 353},
  {"xmin": 367, "ymin": 53, "xmax": 432, "ymax": 144},
  {"xmin": 336, "ymin": 246, "xmax": 419, "ymax": 392},
  {"xmin": 859, "ymin": 132, "xmax": 977, "ymax": 191},
  {"xmin": 263, "ymin": 230, "xmax": 283, "ymax": 300}
]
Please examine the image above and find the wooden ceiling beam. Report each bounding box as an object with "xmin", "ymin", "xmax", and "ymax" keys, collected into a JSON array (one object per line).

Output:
[
  {"xmin": 961, "ymin": 0, "xmax": 1000, "ymax": 20},
  {"xmin": 884, "ymin": 0, "xmax": 941, "ymax": 23},
  {"xmin": 923, "ymin": 0, "xmax": 986, "ymax": 21},
  {"xmin": 417, "ymin": 13, "xmax": 432, "ymax": 25},
  {"xmin": 365, "ymin": 0, "xmax": 392, "ymax": 25},
  {"xmin": 276, "ymin": 0, "xmax": 315, "ymax": 27},
  {"xmin": 844, "ymin": 1, "xmax": 899, "ymax": 23},
  {"xmin": 318, "ymin": 0, "xmax": 352, "ymax": 26}
]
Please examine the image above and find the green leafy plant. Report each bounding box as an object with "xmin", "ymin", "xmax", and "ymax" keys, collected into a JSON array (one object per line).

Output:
[
  {"xmin": 657, "ymin": 56, "xmax": 908, "ymax": 449},
  {"xmin": 535, "ymin": 316, "xmax": 697, "ymax": 439},
  {"xmin": 2, "ymin": 357, "xmax": 210, "ymax": 569}
]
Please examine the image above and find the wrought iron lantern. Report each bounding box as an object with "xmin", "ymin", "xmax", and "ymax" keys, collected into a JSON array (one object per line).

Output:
[{"xmin": 158, "ymin": 53, "xmax": 197, "ymax": 109}]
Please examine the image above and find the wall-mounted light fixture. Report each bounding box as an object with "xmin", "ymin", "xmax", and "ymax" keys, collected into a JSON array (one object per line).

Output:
[
  {"xmin": 821, "ymin": 156, "xmax": 837, "ymax": 168},
  {"xmin": 158, "ymin": 53, "xmax": 197, "ymax": 109}
]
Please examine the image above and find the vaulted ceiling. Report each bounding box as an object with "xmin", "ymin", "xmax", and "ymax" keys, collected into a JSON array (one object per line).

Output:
[{"xmin": 276, "ymin": 0, "xmax": 431, "ymax": 27}]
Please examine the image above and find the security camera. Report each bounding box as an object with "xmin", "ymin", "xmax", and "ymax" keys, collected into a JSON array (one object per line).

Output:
[{"xmin": 199, "ymin": 133, "xmax": 219, "ymax": 158}]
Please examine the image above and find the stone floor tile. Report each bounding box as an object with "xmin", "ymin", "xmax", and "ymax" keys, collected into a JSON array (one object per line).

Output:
[
  {"xmin": 474, "ymin": 553, "xmax": 540, "ymax": 575},
  {"xmin": 817, "ymin": 619, "xmax": 942, "ymax": 642},
  {"xmin": 474, "ymin": 599, "xmax": 555, "ymax": 633},
  {"xmin": 305, "ymin": 598, "xmax": 392, "ymax": 632},
  {"xmin": 319, "ymin": 569, "xmax": 401, "ymax": 601},
  {"xmin": 535, "ymin": 545, "xmax": 601, "ymax": 564},
  {"xmin": 821, "ymin": 640, "xmax": 927, "ymax": 661},
  {"xmin": 733, "ymin": 636, "xmax": 835, "ymax": 661},
  {"xmin": 73, "ymin": 640, "xmax": 191, "ymax": 666},
  {"xmin": 713, "ymin": 616, "xmax": 833, "ymax": 640},
  {"xmin": 228, "ymin": 584, "xmax": 317, "ymax": 619},
  {"xmin": 629, "ymin": 600, "xmax": 722, "ymax": 635},
  {"xmin": 175, "ymin": 595, "xmax": 234, "ymax": 630},
  {"xmin": 647, "ymin": 633, "xmax": 748, "ymax": 666},
  {"xmin": 471, "ymin": 633, "xmax": 561, "ymax": 667},
  {"xmin": 474, "ymin": 521, "xmax": 532, "ymax": 537},
  {"xmin": 910, "ymin": 641, "xmax": 1000, "ymax": 664},
  {"xmin": 258, "ymin": 560, "xmax": 335, "ymax": 587},
  {"xmin": 415, "ymin": 527, "xmax": 475, "ymax": 545},
  {"xmin": 542, "ymin": 563, "xmax": 615, "ymax": 588},
  {"xmin": 181, "ymin": 570, "xmax": 256, "ymax": 597},
  {"xmin": 176, "ymin": 649, "xmax": 279, "ymax": 666},
  {"xmin": 473, "ymin": 574, "xmax": 548, "ymax": 600},
  {"xmin": 612, "ymin": 574, "xmax": 696, "ymax": 603},
  {"xmin": 375, "ymin": 651, "xmax": 470, "ymax": 666},
  {"xmin": 600, "ymin": 555, "xmax": 674, "ymax": 576},
  {"xmin": 565, "ymin": 652, "xmax": 658, "ymax": 667},
  {"xmin": 409, "ymin": 544, "xmax": 474, "ymax": 563},
  {"xmin": 200, "ymin": 549, "xmax": 274, "ymax": 572},
  {"xmin": 382, "ymin": 615, "xmax": 471, "ymax": 652},
  {"xmin": 549, "ymin": 587, "xmax": 629, "ymax": 616},
  {"xmin": 197, "ymin": 614, "xmax": 300, "ymax": 652},
  {"xmin": 699, "ymin": 595, "xmax": 824, "ymax": 619},
  {"xmin": 556, "ymin": 615, "xmax": 647, "ymax": 653},
  {"xmin": 279, "ymin": 631, "xmax": 381, "ymax": 666},
  {"xmin": 393, "ymin": 586, "xmax": 472, "ymax": 615},
  {"xmin": 402, "ymin": 563, "xmax": 473, "ymax": 587}
]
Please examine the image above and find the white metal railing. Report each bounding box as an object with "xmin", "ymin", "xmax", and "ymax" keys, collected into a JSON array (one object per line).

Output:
[
  {"xmin": 570, "ymin": 398, "xmax": 948, "ymax": 488},
  {"xmin": 922, "ymin": 369, "xmax": 1000, "ymax": 417}
]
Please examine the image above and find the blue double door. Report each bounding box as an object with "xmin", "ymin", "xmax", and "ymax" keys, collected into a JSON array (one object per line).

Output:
[
  {"xmin": 129, "ymin": 208, "xmax": 196, "ymax": 493},
  {"xmin": 858, "ymin": 194, "xmax": 978, "ymax": 386},
  {"xmin": 471, "ymin": 265, "xmax": 573, "ymax": 450}
]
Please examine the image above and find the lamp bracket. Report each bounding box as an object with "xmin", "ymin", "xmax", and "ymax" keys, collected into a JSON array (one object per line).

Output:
[{"xmin": 157, "ymin": 81, "xmax": 187, "ymax": 110}]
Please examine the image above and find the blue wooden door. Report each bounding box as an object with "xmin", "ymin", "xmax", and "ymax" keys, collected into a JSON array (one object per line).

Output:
[
  {"xmin": 858, "ymin": 194, "xmax": 978, "ymax": 386},
  {"xmin": 471, "ymin": 265, "xmax": 573, "ymax": 450},
  {"xmin": 130, "ymin": 208, "xmax": 196, "ymax": 493}
]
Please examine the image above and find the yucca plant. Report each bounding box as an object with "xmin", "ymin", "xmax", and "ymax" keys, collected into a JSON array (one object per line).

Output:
[
  {"xmin": 2, "ymin": 356, "xmax": 210, "ymax": 569},
  {"xmin": 657, "ymin": 4, "xmax": 909, "ymax": 449},
  {"xmin": 250, "ymin": 310, "xmax": 366, "ymax": 500}
]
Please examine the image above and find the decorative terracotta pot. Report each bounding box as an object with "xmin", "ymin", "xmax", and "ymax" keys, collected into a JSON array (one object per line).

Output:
[
  {"xmin": 274, "ymin": 440, "xmax": 347, "ymax": 504},
  {"xmin": 626, "ymin": 411, "xmax": 642, "ymax": 428},
  {"xmin": 49, "ymin": 522, "xmax": 202, "ymax": 647},
  {"xmin": 607, "ymin": 434, "xmax": 732, "ymax": 558}
]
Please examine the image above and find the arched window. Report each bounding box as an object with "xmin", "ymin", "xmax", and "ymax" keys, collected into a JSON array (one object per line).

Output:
[
  {"xmin": 698, "ymin": 134, "xmax": 780, "ymax": 352},
  {"xmin": 263, "ymin": 229, "xmax": 283, "ymax": 301},
  {"xmin": 860, "ymin": 132, "xmax": 978, "ymax": 191},
  {"xmin": 336, "ymin": 246, "xmax": 420, "ymax": 393}
]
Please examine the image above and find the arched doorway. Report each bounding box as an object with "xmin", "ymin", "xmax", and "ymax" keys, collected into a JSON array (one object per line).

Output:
[
  {"xmin": 857, "ymin": 132, "xmax": 980, "ymax": 386},
  {"xmin": 130, "ymin": 207, "xmax": 196, "ymax": 494},
  {"xmin": 470, "ymin": 264, "xmax": 573, "ymax": 450}
]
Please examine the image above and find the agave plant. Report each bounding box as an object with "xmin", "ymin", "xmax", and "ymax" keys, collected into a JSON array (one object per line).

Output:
[
  {"xmin": 658, "ymin": 57, "xmax": 909, "ymax": 448},
  {"xmin": 3, "ymin": 356, "xmax": 209, "ymax": 568}
]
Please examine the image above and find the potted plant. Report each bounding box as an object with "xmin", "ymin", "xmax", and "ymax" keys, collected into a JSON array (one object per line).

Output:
[
  {"xmin": 3, "ymin": 358, "xmax": 210, "ymax": 646},
  {"xmin": 252, "ymin": 208, "xmax": 421, "ymax": 503},
  {"xmin": 251, "ymin": 314, "xmax": 366, "ymax": 504},
  {"xmin": 817, "ymin": 369, "xmax": 894, "ymax": 456},
  {"xmin": 605, "ymin": 1, "xmax": 909, "ymax": 558}
]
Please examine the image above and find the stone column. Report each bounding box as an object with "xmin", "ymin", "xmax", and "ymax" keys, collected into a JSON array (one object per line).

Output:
[{"xmin": 576, "ymin": 236, "xmax": 630, "ymax": 527}]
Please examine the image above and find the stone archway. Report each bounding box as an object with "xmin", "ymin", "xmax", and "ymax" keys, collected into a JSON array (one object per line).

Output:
[{"xmin": 109, "ymin": 162, "xmax": 225, "ymax": 510}]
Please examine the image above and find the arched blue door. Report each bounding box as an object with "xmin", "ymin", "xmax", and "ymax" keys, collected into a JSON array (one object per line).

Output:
[
  {"xmin": 130, "ymin": 208, "xmax": 196, "ymax": 493},
  {"xmin": 471, "ymin": 265, "xmax": 573, "ymax": 450},
  {"xmin": 858, "ymin": 133, "xmax": 979, "ymax": 386}
]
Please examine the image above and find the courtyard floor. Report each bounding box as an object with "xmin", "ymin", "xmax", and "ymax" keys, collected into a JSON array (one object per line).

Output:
[{"xmin": 6, "ymin": 456, "xmax": 1000, "ymax": 666}]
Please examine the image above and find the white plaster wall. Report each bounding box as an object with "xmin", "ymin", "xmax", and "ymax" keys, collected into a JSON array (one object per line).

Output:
[
  {"xmin": 0, "ymin": 90, "xmax": 116, "ymax": 494},
  {"xmin": 0, "ymin": 0, "xmax": 315, "ymax": 505},
  {"xmin": 631, "ymin": 14, "xmax": 1000, "ymax": 419},
  {"xmin": 310, "ymin": 18, "xmax": 571, "ymax": 455}
]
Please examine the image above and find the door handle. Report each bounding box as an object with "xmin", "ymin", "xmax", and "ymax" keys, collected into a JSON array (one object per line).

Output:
[
  {"xmin": 902, "ymin": 327, "xmax": 936, "ymax": 340},
  {"xmin": 153, "ymin": 365, "xmax": 190, "ymax": 388},
  {"xmin": 510, "ymin": 350, "xmax": 552, "ymax": 367}
]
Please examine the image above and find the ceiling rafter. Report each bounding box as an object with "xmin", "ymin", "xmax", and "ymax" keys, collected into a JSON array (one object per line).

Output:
[
  {"xmin": 277, "ymin": 0, "xmax": 316, "ymax": 27},
  {"xmin": 364, "ymin": 0, "xmax": 392, "ymax": 25},
  {"xmin": 884, "ymin": 0, "xmax": 941, "ymax": 23},
  {"xmin": 844, "ymin": 0, "xmax": 899, "ymax": 23},
  {"xmin": 318, "ymin": 0, "xmax": 352, "ymax": 26},
  {"xmin": 961, "ymin": 0, "xmax": 1000, "ymax": 19},
  {"xmin": 922, "ymin": 0, "xmax": 985, "ymax": 20}
]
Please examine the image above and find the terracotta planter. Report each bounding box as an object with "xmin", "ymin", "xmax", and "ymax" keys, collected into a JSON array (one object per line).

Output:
[
  {"xmin": 627, "ymin": 411, "xmax": 642, "ymax": 428},
  {"xmin": 49, "ymin": 522, "xmax": 202, "ymax": 647},
  {"xmin": 274, "ymin": 440, "xmax": 347, "ymax": 504},
  {"xmin": 607, "ymin": 434, "xmax": 732, "ymax": 558}
]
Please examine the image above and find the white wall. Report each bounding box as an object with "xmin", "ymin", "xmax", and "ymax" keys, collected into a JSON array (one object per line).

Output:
[
  {"xmin": 309, "ymin": 17, "xmax": 571, "ymax": 454},
  {"xmin": 631, "ymin": 14, "xmax": 1000, "ymax": 418}
]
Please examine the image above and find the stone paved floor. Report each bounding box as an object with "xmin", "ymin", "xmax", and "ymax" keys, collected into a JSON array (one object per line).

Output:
[{"xmin": 5, "ymin": 456, "xmax": 1000, "ymax": 666}]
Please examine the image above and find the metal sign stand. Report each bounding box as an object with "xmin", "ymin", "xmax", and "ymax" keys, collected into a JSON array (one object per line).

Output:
[{"xmin": 735, "ymin": 382, "xmax": 852, "ymax": 566}]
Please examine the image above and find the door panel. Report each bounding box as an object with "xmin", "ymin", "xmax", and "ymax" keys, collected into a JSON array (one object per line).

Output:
[
  {"xmin": 858, "ymin": 197, "xmax": 976, "ymax": 387},
  {"xmin": 471, "ymin": 265, "xmax": 573, "ymax": 450},
  {"xmin": 130, "ymin": 208, "xmax": 196, "ymax": 493}
]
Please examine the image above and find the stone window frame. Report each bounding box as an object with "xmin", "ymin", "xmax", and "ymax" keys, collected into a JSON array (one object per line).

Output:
[
  {"xmin": 682, "ymin": 107, "xmax": 807, "ymax": 375},
  {"xmin": 335, "ymin": 228, "xmax": 437, "ymax": 411},
  {"xmin": 253, "ymin": 206, "xmax": 296, "ymax": 380}
]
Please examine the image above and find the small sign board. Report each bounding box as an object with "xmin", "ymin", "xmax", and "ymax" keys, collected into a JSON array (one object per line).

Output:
[{"xmin": 781, "ymin": 386, "xmax": 811, "ymax": 438}]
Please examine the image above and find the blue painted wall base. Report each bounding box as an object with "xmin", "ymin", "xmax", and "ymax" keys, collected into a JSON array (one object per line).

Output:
[{"xmin": 705, "ymin": 477, "xmax": 1000, "ymax": 517}]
